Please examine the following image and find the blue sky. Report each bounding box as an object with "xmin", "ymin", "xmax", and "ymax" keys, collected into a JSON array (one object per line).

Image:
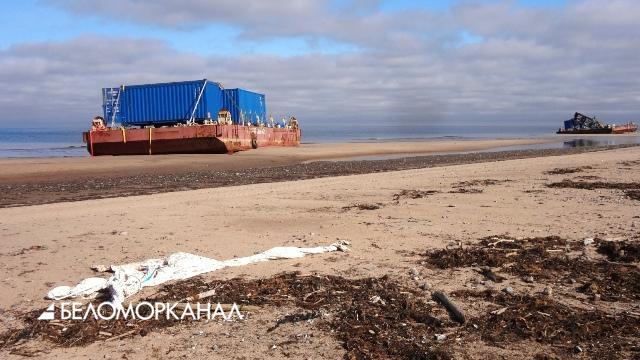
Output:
[
  {"xmin": 0, "ymin": 0, "xmax": 637, "ymax": 128},
  {"xmin": 0, "ymin": 0, "xmax": 566, "ymax": 56}
]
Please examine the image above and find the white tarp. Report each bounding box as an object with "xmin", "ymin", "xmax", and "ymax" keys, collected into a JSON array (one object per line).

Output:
[{"xmin": 47, "ymin": 241, "xmax": 349, "ymax": 306}]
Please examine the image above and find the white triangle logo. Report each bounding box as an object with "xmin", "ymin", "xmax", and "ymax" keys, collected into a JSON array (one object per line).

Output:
[{"xmin": 37, "ymin": 303, "xmax": 55, "ymax": 321}]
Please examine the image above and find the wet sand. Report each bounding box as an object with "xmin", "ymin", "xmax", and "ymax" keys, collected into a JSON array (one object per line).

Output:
[
  {"xmin": 1, "ymin": 138, "xmax": 636, "ymax": 208},
  {"xmin": 0, "ymin": 138, "xmax": 557, "ymax": 183}
]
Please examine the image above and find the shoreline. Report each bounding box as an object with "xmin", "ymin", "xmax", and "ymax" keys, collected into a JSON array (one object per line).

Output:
[
  {"xmin": 1, "ymin": 141, "xmax": 637, "ymax": 208},
  {"xmin": 0, "ymin": 137, "xmax": 579, "ymax": 183}
]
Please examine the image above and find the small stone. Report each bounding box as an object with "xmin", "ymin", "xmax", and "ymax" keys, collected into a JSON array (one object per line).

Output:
[
  {"xmin": 583, "ymin": 237, "xmax": 594, "ymax": 246},
  {"xmin": 523, "ymin": 276, "xmax": 534, "ymax": 283},
  {"xmin": 503, "ymin": 287, "xmax": 515, "ymax": 295},
  {"xmin": 412, "ymin": 276, "xmax": 420, "ymax": 281},
  {"xmin": 574, "ymin": 345, "xmax": 583, "ymax": 353},
  {"xmin": 592, "ymin": 293, "xmax": 601, "ymax": 301},
  {"xmin": 368, "ymin": 329, "xmax": 375, "ymax": 335},
  {"xmin": 118, "ymin": 231, "xmax": 128, "ymax": 236},
  {"xmin": 409, "ymin": 267, "xmax": 420, "ymax": 277},
  {"xmin": 434, "ymin": 334, "xmax": 446, "ymax": 341},
  {"xmin": 543, "ymin": 287, "xmax": 553, "ymax": 296},
  {"xmin": 419, "ymin": 282, "xmax": 431, "ymax": 291},
  {"xmin": 91, "ymin": 264, "xmax": 109, "ymax": 272}
]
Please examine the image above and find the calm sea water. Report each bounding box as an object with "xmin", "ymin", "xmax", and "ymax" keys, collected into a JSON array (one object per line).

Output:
[{"xmin": 0, "ymin": 124, "xmax": 637, "ymax": 158}]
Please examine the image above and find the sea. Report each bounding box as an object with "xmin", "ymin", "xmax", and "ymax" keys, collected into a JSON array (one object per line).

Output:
[{"xmin": 0, "ymin": 124, "xmax": 638, "ymax": 158}]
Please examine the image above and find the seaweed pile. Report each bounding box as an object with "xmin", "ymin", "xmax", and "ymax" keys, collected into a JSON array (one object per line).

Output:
[{"xmin": 421, "ymin": 235, "xmax": 640, "ymax": 301}]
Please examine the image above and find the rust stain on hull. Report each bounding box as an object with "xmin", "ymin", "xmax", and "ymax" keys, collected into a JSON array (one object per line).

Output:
[{"xmin": 83, "ymin": 124, "xmax": 301, "ymax": 156}]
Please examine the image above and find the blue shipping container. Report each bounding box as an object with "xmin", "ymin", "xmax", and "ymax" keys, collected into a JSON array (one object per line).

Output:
[
  {"xmin": 103, "ymin": 79, "xmax": 223, "ymax": 126},
  {"xmin": 222, "ymin": 88, "xmax": 267, "ymax": 125}
]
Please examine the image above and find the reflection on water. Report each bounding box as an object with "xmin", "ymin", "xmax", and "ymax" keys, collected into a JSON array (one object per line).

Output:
[
  {"xmin": 329, "ymin": 135, "xmax": 640, "ymax": 162},
  {"xmin": 563, "ymin": 138, "xmax": 625, "ymax": 148}
]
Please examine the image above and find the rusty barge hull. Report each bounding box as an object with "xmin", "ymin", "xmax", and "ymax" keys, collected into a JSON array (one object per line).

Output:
[
  {"xmin": 612, "ymin": 123, "xmax": 638, "ymax": 134},
  {"xmin": 556, "ymin": 128, "xmax": 613, "ymax": 134},
  {"xmin": 83, "ymin": 125, "xmax": 301, "ymax": 156}
]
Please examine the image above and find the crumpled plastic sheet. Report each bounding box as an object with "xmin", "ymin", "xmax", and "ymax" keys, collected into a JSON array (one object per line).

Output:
[{"xmin": 47, "ymin": 240, "xmax": 350, "ymax": 306}]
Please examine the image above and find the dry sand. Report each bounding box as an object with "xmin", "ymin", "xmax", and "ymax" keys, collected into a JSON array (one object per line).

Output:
[{"xmin": 0, "ymin": 145, "xmax": 638, "ymax": 359}]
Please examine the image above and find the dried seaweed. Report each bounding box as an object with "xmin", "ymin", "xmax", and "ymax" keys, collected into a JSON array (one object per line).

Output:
[
  {"xmin": 544, "ymin": 166, "xmax": 592, "ymax": 175},
  {"xmin": 392, "ymin": 189, "xmax": 439, "ymax": 201},
  {"xmin": 421, "ymin": 236, "xmax": 640, "ymax": 301}
]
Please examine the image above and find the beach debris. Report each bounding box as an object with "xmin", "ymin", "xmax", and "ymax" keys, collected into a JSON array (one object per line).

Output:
[
  {"xmin": 449, "ymin": 187, "xmax": 483, "ymax": 194},
  {"xmin": 626, "ymin": 190, "xmax": 640, "ymax": 201},
  {"xmin": 434, "ymin": 334, "xmax": 446, "ymax": 341},
  {"xmin": 502, "ymin": 287, "xmax": 515, "ymax": 295},
  {"xmin": 596, "ymin": 239, "xmax": 640, "ymax": 262},
  {"xmin": 522, "ymin": 276, "xmax": 534, "ymax": 283},
  {"xmin": 3, "ymin": 270, "xmax": 639, "ymax": 358},
  {"xmin": 6, "ymin": 245, "xmax": 48, "ymax": 256},
  {"xmin": 47, "ymin": 277, "xmax": 108, "ymax": 300},
  {"xmin": 45, "ymin": 241, "xmax": 350, "ymax": 306},
  {"xmin": 544, "ymin": 166, "xmax": 592, "ymax": 175},
  {"xmin": 452, "ymin": 179, "xmax": 510, "ymax": 187},
  {"xmin": 583, "ymin": 237, "xmax": 594, "ymax": 246},
  {"xmin": 2, "ymin": 273, "xmax": 453, "ymax": 359},
  {"xmin": 392, "ymin": 189, "xmax": 439, "ymax": 201},
  {"xmin": 369, "ymin": 295, "xmax": 386, "ymax": 305},
  {"xmin": 453, "ymin": 289, "xmax": 638, "ymax": 358},
  {"xmin": 432, "ymin": 291, "xmax": 466, "ymax": 324},
  {"xmin": 419, "ymin": 235, "xmax": 640, "ymax": 301},
  {"xmin": 419, "ymin": 282, "xmax": 431, "ymax": 291},
  {"xmin": 342, "ymin": 203, "xmax": 383, "ymax": 211},
  {"xmin": 542, "ymin": 287, "xmax": 553, "ymax": 297},
  {"xmin": 90, "ymin": 264, "xmax": 110, "ymax": 273},
  {"xmin": 479, "ymin": 266, "xmax": 504, "ymax": 283},
  {"xmin": 546, "ymin": 180, "xmax": 640, "ymax": 201},
  {"xmin": 490, "ymin": 307, "xmax": 508, "ymax": 315},
  {"xmin": 267, "ymin": 310, "xmax": 321, "ymax": 332}
]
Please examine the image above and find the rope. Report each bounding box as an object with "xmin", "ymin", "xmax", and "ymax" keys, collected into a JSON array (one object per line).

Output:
[{"xmin": 121, "ymin": 127, "xmax": 127, "ymax": 143}]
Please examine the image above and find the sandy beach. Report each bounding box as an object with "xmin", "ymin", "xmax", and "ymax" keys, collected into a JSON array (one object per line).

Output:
[{"xmin": 0, "ymin": 143, "xmax": 638, "ymax": 359}]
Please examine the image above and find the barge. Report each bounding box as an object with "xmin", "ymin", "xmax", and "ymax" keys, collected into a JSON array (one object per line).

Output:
[
  {"xmin": 83, "ymin": 79, "xmax": 301, "ymax": 156},
  {"xmin": 557, "ymin": 112, "xmax": 637, "ymax": 134}
]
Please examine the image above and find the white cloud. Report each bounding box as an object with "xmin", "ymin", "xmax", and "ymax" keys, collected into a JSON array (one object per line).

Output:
[{"xmin": 1, "ymin": 1, "xmax": 638, "ymax": 127}]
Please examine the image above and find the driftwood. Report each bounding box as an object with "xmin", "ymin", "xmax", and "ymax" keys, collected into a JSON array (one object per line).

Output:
[{"xmin": 432, "ymin": 291, "xmax": 466, "ymax": 324}]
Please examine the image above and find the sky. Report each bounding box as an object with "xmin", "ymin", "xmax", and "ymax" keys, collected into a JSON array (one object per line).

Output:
[{"xmin": 0, "ymin": 0, "xmax": 638, "ymax": 129}]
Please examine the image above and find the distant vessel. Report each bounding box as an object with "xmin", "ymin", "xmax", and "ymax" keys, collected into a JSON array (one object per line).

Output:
[
  {"xmin": 83, "ymin": 79, "xmax": 301, "ymax": 156},
  {"xmin": 611, "ymin": 122, "xmax": 638, "ymax": 134},
  {"xmin": 557, "ymin": 112, "xmax": 637, "ymax": 134}
]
